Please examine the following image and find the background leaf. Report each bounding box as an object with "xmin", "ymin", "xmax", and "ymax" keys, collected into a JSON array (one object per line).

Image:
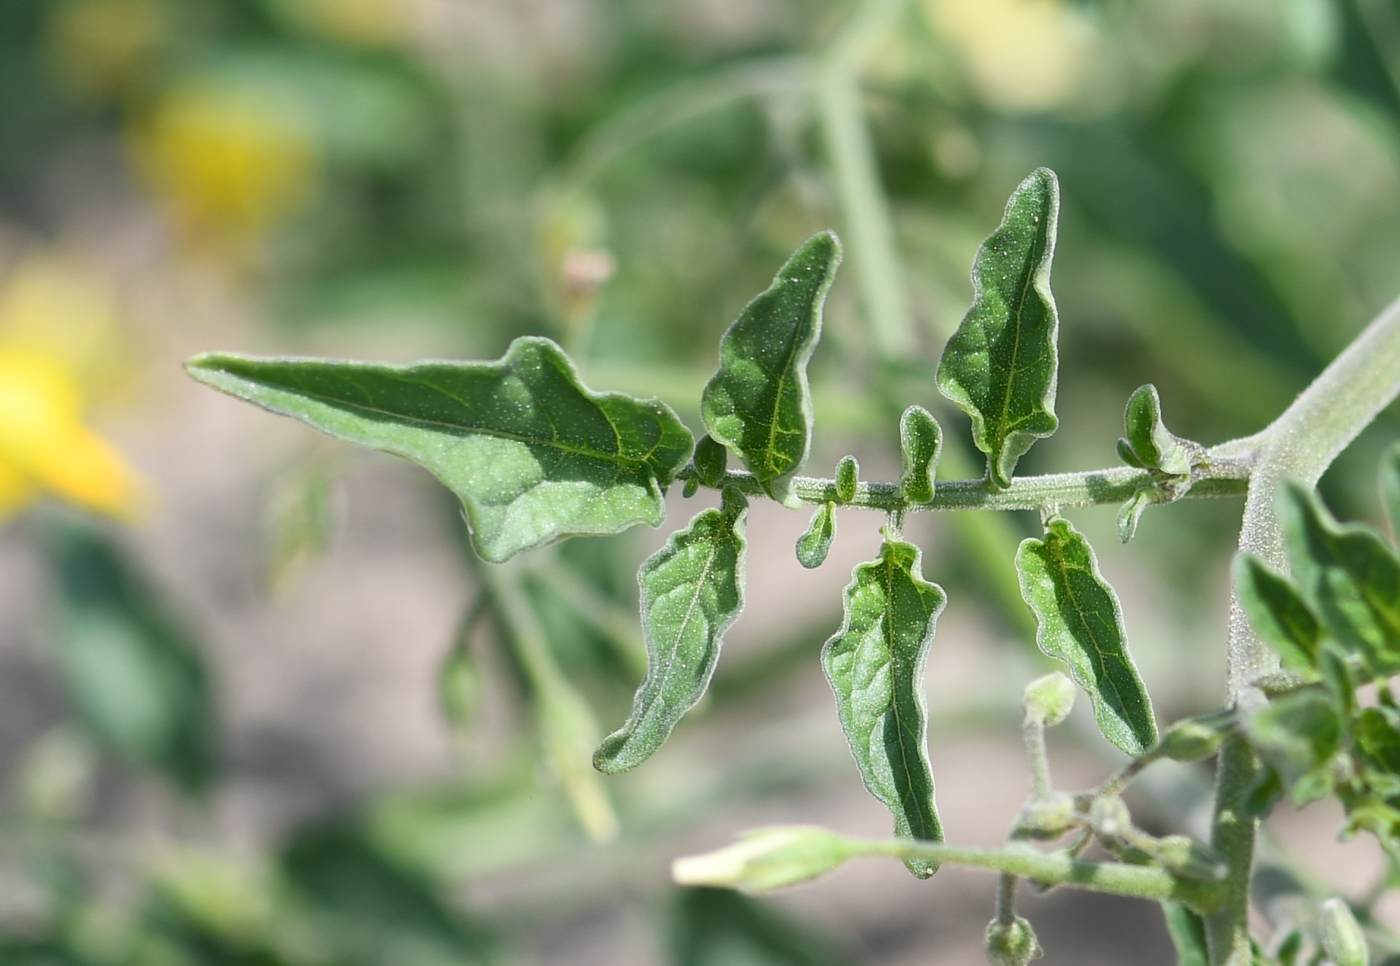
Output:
[
  {"xmin": 1016, "ymin": 516, "xmax": 1157, "ymax": 754},
  {"xmin": 821, "ymin": 539, "xmax": 945, "ymax": 877},
  {"xmin": 701, "ymin": 232, "xmax": 842, "ymax": 491},
  {"xmin": 1242, "ymin": 689, "xmax": 1341, "ymax": 806},
  {"xmin": 44, "ymin": 520, "xmax": 217, "ymax": 795},
  {"xmin": 1278, "ymin": 482, "xmax": 1400, "ymax": 676},
  {"xmin": 1382, "ymin": 442, "xmax": 1400, "ymax": 544},
  {"xmin": 936, "ymin": 168, "xmax": 1060, "ymax": 488},
  {"xmin": 1233, "ymin": 553, "xmax": 1320, "ymax": 674},
  {"xmin": 593, "ymin": 493, "xmax": 747, "ymax": 774},
  {"xmin": 187, "ymin": 337, "xmax": 693, "ymax": 563},
  {"xmin": 897, "ymin": 406, "xmax": 940, "ymax": 504},
  {"xmin": 669, "ymin": 888, "xmax": 854, "ymax": 966}
]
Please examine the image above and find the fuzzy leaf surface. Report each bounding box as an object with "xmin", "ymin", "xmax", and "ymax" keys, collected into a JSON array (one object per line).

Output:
[
  {"xmin": 1243, "ymin": 689, "xmax": 1340, "ymax": 805},
  {"xmin": 1234, "ymin": 554, "xmax": 1320, "ymax": 675},
  {"xmin": 1383, "ymin": 443, "xmax": 1400, "ymax": 544},
  {"xmin": 1017, "ymin": 517, "xmax": 1157, "ymax": 754},
  {"xmin": 1121, "ymin": 385, "xmax": 1194, "ymax": 476},
  {"xmin": 796, "ymin": 503, "xmax": 837, "ymax": 570},
  {"xmin": 821, "ymin": 540, "xmax": 945, "ymax": 877},
  {"xmin": 701, "ymin": 232, "xmax": 841, "ymax": 488},
  {"xmin": 936, "ymin": 168, "xmax": 1060, "ymax": 488},
  {"xmin": 898, "ymin": 406, "xmax": 940, "ymax": 504},
  {"xmin": 187, "ymin": 338, "xmax": 693, "ymax": 563},
  {"xmin": 593, "ymin": 495, "xmax": 747, "ymax": 773},
  {"xmin": 1279, "ymin": 482, "xmax": 1400, "ymax": 676}
]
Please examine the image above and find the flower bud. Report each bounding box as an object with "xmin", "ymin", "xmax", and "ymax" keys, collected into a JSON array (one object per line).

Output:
[
  {"xmin": 1013, "ymin": 793, "xmax": 1077, "ymax": 840},
  {"xmin": 1158, "ymin": 711, "xmax": 1235, "ymax": 763},
  {"xmin": 1319, "ymin": 898, "xmax": 1369, "ymax": 966},
  {"xmin": 1022, "ymin": 673, "xmax": 1076, "ymax": 728},
  {"xmin": 1088, "ymin": 796, "xmax": 1132, "ymax": 842},
  {"xmin": 1143, "ymin": 835, "xmax": 1227, "ymax": 883},
  {"xmin": 671, "ymin": 826, "xmax": 853, "ymax": 894},
  {"xmin": 835, "ymin": 456, "xmax": 858, "ymax": 503},
  {"xmin": 984, "ymin": 916, "xmax": 1043, "ymax": 966}
]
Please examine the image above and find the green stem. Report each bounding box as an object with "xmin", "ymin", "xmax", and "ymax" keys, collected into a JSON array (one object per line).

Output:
[
  {"xmin": 1208, "ymin": 294, "xmax": 1400, "ymax": 966},
  {"xmin": 817, "ymin": 0, "xmax": 913, "ymax": 356},
  {"xmin": 680, "ymin": 449, "xmax": 1250, "ymax": 514},
  {"xmin": 859, "ymin": 838, "xmax": 1227, "ymax": 912}
]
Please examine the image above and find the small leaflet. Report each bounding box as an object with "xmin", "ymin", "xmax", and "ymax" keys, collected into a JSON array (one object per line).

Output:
[
  {"xmin": 1119, "ymin": 385, "xmax": 1196, "ymax": 477},
  {"xmin": 187, "ymin": 337, "xmax": 693, "ymax": 563},
  {"xmin": 821, "ymin": 539, "xmax": 945, "ymax": 877},
  {"xmin": 835, "ymin": 455, "xmax": 859, "ymax": 504},
  {"xmin": 936, "ymin": 168, "xmax": 1060, "ymax": 489},
  {"xmin": 693, "ymin": 434, "xmax": 728, "ymax": 487},
  {"xmin": 593, "ymin": 491, "xmax": 747, "ymax": 774},
  {"xmin": 898, "ymin": 405, "xmax": 941, "ymax": 504},
  {"xmin": 796, "ymin": 503, "xmax": 837, "ymax": 569},
  {"xmin": 1278, "ymin": 482, "xmax": 1400, "ymax": 677},
  {"xmin": 701, "ymin": 232, "xmax": 842, "ymax": 498},
  {"xmin": 1016, "ymin": 516, "xmax": 1158, "ymax": 755},
  {"xmin": 1233, "ymin": 554, "xmax": 1320, "ymax": 675}
]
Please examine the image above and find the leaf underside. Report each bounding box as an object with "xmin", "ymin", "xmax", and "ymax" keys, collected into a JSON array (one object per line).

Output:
[
  {"xmin": 1278, "ymin": 482, "xmax": 1400, "ymax": 676},
  {"xmin": 702, "ymin": 232, "xmax": 842, "ymax": 489},
  {"xmin": 186, "ymin": 337, "xmax": 694, "ymax": 563},
  {"xmin": 593, "ymin": 496, "xmax": 747, "ymax": 774},
  {"xmin": 822, "ymin": 539, "xmax": 945, "ymax": 877},
  {"xmin": 937, "ymin": 168, "xmax": 1060, "ymax": 489},
  {"xmin": 1016, "ymin": 517, "xmax": 1157, "ymax": 755}
]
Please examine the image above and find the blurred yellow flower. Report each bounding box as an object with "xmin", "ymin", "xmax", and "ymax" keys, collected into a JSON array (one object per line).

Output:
[
  {"xmin": 925, "ymin": 0, "xmax": 1099, "ymax": 113},
  {"xmin": 0, "ymin": 257, "xmax": 143, "ymax": 522},
  {"xmin": 131, "ymin": 80, "xmax": 319, "ymax": 242}
]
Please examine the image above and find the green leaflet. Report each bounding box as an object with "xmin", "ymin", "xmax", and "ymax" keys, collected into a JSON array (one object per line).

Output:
[
  {"xmin": 796, "ymin": 503, "xmax": 837, "ymax": 569},
  {"xmin": 1355, "ymin": 706, "xmax": 1400, "ymax": 775},
  {"xmin": 821, "ymin": 539, "xmax": 945, "ymax": 877},
  {"xmin": 1233, "ymin": 554, "xmax": 1320, "ymax": 675},
  {"xmin": 1278, "ymin": 482, "xmax": 1400, "ymax": 676},
  {"xmin": 1119, "ymin": 385, "xmax": 1195, "ymax": 477},
  {"xmin": 1016, "ymin": 517, "xmax": 1157, "ymax": 755},
  {"xmin": 701, "ymin": 232, "xmax": 842, "ymax": 498},
  {"xmin": 1160, "ymin": 902, "xmax": 1210, "ymax": 966},
  {"xmin": 593, "ymin": 492, "xmax": 747, "ymax": 774},
  {"xmin": 834, "ymin": 456, "xmax": 859, "ymax": 504},
  {"xmin": 186, "ymin": 337, "xmax": 693, "ymax": 563},
  {"xmin": 936, "ymin": 168, "xmax": 1060, "ymax": 489},
  {"xmin": 898, "ymin": 406, "xmax": 941, "ymax": 504},
  {"xmin": 693, "ymin": 434, "xmax": 728, "ymax": 487}
]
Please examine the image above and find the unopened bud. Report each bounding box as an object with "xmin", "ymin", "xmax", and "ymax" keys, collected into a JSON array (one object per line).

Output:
[
  {"xmin": 693, "ymin": 435, "xmax": 728, "ymax": 487},
  {"xmin": 1089, "ymin": 796, "xmax": 1132, "ymax": 842},
  {"xmin": 1319, "ymin": 898, "xmax": 1369, "ymax": 966},
  {"xmin": 1143, "ymin": 835, "xmax": 1227, "ymax": 883},
  {"xmin": 1014, "ymin": 793, "xmax": 1077, "ymax": 840},
  {"xmin": 1023, "ymin": 673, "xmax": 1076, "ymax": 728},
  {"xmin": 984, "ymin": 916, "xmax": 1043, "ymax": 966},
  {"xmin": 672, "ymin": 826, "xmax": 852, "ymax": 894},
  {"xmin": 1158, "ymin": 711, "xmax": 1235, "ymax": 763},
  {"xmin": 835, "ymin": 456, "xmax": 859, "ymax": 503}
]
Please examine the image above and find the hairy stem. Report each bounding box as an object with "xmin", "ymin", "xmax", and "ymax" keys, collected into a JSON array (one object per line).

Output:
[
  {"xmin": 857, "ymin": 838, "xmax": 1227, "ymax": 912},
  {"xmin": 681, "ymin": 449, "xmax": 1250, "ymax": 514},
  {"xmin": 1208, "ymin": 294, "xmax": 1400, "ymax": 966}
]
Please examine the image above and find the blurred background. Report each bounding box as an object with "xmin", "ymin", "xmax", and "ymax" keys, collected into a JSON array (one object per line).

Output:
[{"xmin": 0, "ymin": 0, "xmax": 1399, "ymax": 963}]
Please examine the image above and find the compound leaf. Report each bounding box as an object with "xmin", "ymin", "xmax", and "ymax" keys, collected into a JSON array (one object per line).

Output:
[
  {"xmin": 187, "ymin": 337, "xmax": 693, "ymax": 563},
  {"xmin": 937, "ymin": 168, "xmax": 1060, "ymax": 489},
  {"xmin": 796, "ymin": 503, "xmax": 837, "ymax": 570},
  {"xmin": 1017, "ymin": 516, "xmax": 1157, "ymax": 754},
  {"xmin": 702, "ymin": 232, "xmax": 842, "ymax": 494},
  {"xmin": 822, "ymin": 539, "xmax": 945, "ymax": 877},
  {"xmin": 594, "ymin": 493, "xmax": 747, "ymax": 773},
  {"xmin": 1234, "ymin": 554, "xmax": 1320, "ymax": 675},
  {"xmin": 1278, "ymin": 482, "xmax": 1400, "ymax": 676},
  {"xmin": 898, "ymin": 406, "xmax": 941, "ymax": 504}
]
